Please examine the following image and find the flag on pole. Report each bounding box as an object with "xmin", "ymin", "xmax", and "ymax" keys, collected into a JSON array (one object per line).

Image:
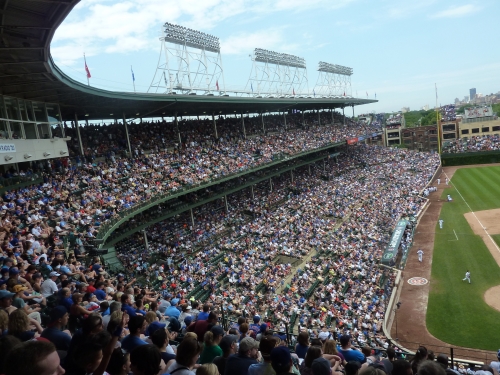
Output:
[
  {"xmin": 216, "ymin": 80, "xmax": 219, "ymax": 91},
  {"xmin": 84, "ymin": 55, "xmax": 91, "ymax": 79},
  {"xmin": 131, "ymin": 66, "xmax": 135, "ymax": 82}
]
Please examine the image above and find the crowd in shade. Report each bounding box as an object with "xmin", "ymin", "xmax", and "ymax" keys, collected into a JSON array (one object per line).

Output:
[
  {"xmin": 439, "ymin": 105, "xmax": 457, "ymax": 122},
  {"xmin": 442, "ymin": 135, "xmax": 500, "ymax": 153},
  {"xmin": 63, "ymin": 111, "xmax": 368, "ymax": 160}
]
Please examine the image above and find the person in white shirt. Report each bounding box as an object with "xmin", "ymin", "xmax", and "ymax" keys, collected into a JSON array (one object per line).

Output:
[
  {"xmin": 462, "ymin": 270, "xmax": 471, "ymax": 284},
  {"xmin": 417, "ymin": 249, "xmax": 423, "ymax": 262},
  {"xmin": 41, "ymin": 272, "xmax": 60, "ymax": 297}
]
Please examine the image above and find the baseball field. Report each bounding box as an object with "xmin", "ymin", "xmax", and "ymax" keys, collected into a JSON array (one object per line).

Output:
[{"xmin": 426, "ymin": 166, "xmax": 500, "ymax": 351}]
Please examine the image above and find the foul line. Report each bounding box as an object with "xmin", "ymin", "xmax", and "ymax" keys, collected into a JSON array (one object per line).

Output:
[
  {"xmin": 448, "ymin": 229, "xmax": 459, "ymax": 241},
  {"xmin": 443, "ymin": 171, "xmax": 500, "ymax": 254}
]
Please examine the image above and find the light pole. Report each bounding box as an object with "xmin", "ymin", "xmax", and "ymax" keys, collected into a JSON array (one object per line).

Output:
[{"xmin": 395, "ymin": 301, "xmax": 402, "ymax": 341}]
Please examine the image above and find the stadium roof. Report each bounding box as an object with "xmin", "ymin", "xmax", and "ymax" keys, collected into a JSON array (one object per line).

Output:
[{"xmin": 0, "ymin": 0, "xmax": 377, "ymax": 120}]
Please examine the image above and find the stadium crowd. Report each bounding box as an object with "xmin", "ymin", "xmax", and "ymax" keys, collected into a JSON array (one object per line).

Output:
[
  {"xmin": 440, "ymin": 105, "xmax": 457, "ymax": 122},
  {"xmin": 0, "ymin": 112, "xmax": 452, "ymax": 375},
  {"xmin": 441, "ymin": 135, "xmax": 500, "ymax": 153}
]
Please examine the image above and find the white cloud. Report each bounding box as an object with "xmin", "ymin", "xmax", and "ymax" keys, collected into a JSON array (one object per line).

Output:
[
  {"xmin": 221, "ymin": 29, "xmax": 297, "ymax": 55},
  {"xmin": 51, "ymin": 0, "xmax": 355, "ymax": 66},
  {"xmin": 431, "ymin": 4, "xmax": 479, "ymax": 18}
]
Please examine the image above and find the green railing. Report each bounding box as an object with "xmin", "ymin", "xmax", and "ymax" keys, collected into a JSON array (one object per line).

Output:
[
  {"xmin": 441, "ymin": 149, "xmax": 500, "ymax": 166},
  {"xmin": 95, "ymin": 140, "xmax": 346, "ymax": 245}
]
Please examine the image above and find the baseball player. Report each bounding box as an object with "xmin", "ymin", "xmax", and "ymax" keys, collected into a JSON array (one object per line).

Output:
[
  {"xmin": 462, "ymin": 270, "xmax": 471, "ymax": 284},
  {"xmin": 417, "ymin": 249, "xmax": 423, "ymax": 262},
  {"xmin": 438, "ymin": 219, "xmax": 443, "ymax": 229},
  {"xmin": 447, "ymin": 194, "xmax": 452, "ymax": 202},
  {"xmin": 445, "ymin": 178, "xmax": 449, "ymax": 185},
  {"xmin": 437, "ymin": 178, "xmax": 441, "ymax": 185}
]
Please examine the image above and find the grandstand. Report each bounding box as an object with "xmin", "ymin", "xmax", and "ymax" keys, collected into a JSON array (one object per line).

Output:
[{"xmin": 0, "ymin": 1, "xmax": 498, "ymax": 374}]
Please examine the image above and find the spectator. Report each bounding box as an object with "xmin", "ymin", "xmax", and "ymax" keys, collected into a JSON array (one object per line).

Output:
[
  {"xmin": 338, "ymin": 335, "xmax": 365, "ymax": 363},
  {"xmin": 8, "ymin": 309, "xmax": 42, "ymax": 341},
  {"xmin": 4, "ymin": 340, "xmax": 65, "ymax": 375},
  {"xmin": 130, "ymin": 344, "xmax": 162, "ymax": 375},
  {"xmin": 197, "ymin": 363, "xmax": 220, "ymax": 375},
  {"xmin": 187, "ymin": 312, "xmax": 217, "ymax": 342},
  {"xmin": 213, "ymin": 334, "xmax": 238, "ymax": 375},
  {"xmin": 295, "ymin": 331, "xmax": 310, "ymax": 359},
  {"xmin": 225, "ymin": 336, "xmax": 260, "ymax": 375},
  {"xmin": 166, "ymin": 336, "xmax": 202, "ymax": 375},
  {"xmin": 199, "ymin": 325, "xmax": 224, "ymax": 364},
  {"xmin": 411, "ymin": 347, "xmax": 428, "ymax": 374},
  {"xmin": 150, "ymin": 327, "xmax": 176, "ymax": 364},
  {"xmin": 417, "ymin": 361, "xmax": 446, "ymax": 375},
  {"xmin": 248, "ymin": 335, "xmax": 280, "ymax": 375},
  {"xmin": 41, "ymin": 305, "xmax": 71, "ymax": 351},
  {"xmin": 271, "ymin": 346, "xmax": 294, "ymax": 375},
  {"xmin": 121, "ymin": 315, "xmax": 147, "ymax": 353}
]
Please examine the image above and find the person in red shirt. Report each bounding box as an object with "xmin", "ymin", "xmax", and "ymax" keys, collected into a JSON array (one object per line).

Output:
[
  {"xmin": 86, "ymin": 279, "xmax": 96, "ymax": 294},
  {"xmin": 187, "ymin": 312, "xmax": 218, "ymax": 341}
]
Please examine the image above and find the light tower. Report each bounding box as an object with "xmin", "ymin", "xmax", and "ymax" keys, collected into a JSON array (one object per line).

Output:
[
  {"xmin": 245, "ymin": 48, "xmax": 308, "ymax": 97},
  {"xmin": 148, "ymin": 23, "xmax": 226, "ymax": 95},
  {"xmin": 313, "ymin": 62, "xmax": 353, "ymax": 97}
]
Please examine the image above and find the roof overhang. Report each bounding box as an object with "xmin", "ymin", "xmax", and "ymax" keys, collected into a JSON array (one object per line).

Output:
[{"xmin": 0, "ymin": 0, "xmax": 377, "ymax": 120}]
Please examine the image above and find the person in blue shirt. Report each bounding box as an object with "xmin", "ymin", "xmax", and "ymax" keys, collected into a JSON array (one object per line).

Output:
[
  {"xmin": 93, "ymin": 282, "xmax": 107, "ymax": 301},
  {"xmin": 337, "ymin": 335, "xmax": 366, "ymax": 363},
  {"xmin": 121, "ymin": 293, "xmax": 137, "ymax": 317},
  {"xmin": 165, "ymin": 298, "xmax": 180, "ymax": 319},
  {"xmin": 121, "ymin": 315, "xmax": 148, "ymax": 353},
  {"xmin": 197, "ymin": 303, "xmax": 210, "ymax": 321},
  {"xmin": 41, "ymin": 306, "xmax": 71, "ymax": 351}
]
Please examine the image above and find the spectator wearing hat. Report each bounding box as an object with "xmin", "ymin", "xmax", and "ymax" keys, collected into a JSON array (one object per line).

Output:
[
  {"xmin": 178, "ymin": 303, "xmax": 192, "ymax": 323},
  {"xmin": 12, "ymin": 284, "xmax": 41, "ymax": 317},
  {"xmin": 40, "ymin": 305, "xmax": 71, "ymax": 351},
  {"xmin": 490, "ymin": 351, "xmax": 500, "ymax": 375},
  {"xmin": 225, "ymin": 336, "xmax": 260, "ymax": 375},
  {"xmin": 121, "ymin": 315, "xmax": 148, "ymax": 353},
  {"xmin": 248, "ymin": 335, "xmax": 280, "ymax": 375},
  {"xmin": 249, "ymin": 315, "xmax": 262, "ymax": 336},
  {"xmin": 338, "ymin": 335, "xmax": 365, "ymax": 363},
  {"xmin": 271, "ymin": 346, "xmax": 294, "ymax": 375},
  {"xmin": 40, "ymin": 271, "xmax": 60, "ymax": 298},
  {"xmin": 213, "ymin": 334, "xmax": 238, "ymax": 375},
  {"xmin": 200, "ymin": 325, "xmax": 225, "ymax": 364},
  {"xmin": 165, "ymin": 298, "xmax": 181, "ymax": 319}
]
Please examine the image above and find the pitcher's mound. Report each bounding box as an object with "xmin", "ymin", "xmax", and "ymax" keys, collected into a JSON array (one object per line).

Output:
[{"xmin": 484, "ymin": 285, "xmax": 500, "ymax": 312}]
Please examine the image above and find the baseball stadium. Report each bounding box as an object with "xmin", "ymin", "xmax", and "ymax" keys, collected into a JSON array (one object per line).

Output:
[{"xmin": 0, "ymin": 1, "xmax": 499, "ymax": 375}]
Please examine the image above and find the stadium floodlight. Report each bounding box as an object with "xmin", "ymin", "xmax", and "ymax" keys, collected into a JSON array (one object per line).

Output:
[
  {"xmin": 254, "ymin": 48, "xmax": 306, "ymax": 69},
  {"xmin": 318, "ymin": 61, "xmax": 353, "ymax": 76},
  {"xmin": 163, "ymin": 22, "xmax": 220, "ymax": 53}
]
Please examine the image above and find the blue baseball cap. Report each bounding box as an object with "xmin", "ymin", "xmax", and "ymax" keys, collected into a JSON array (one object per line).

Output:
[
  {"xmin": 0, "ymin": 290, "xmax": 15, "ymax": 300},
  {"xmin": 146, "ymin": 321, "xmax": 166, "ymax": 337},
  {"xmin": 171, "ymin": 298, "xmax": 179, "ymax": 306}
]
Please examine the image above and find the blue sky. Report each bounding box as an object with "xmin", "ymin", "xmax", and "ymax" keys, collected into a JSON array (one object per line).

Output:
[{"xmin": 51, "ymin": 0, "xmax": 499, "ymax": 114}]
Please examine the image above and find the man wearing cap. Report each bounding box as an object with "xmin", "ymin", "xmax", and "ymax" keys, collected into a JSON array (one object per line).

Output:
[
  {"xmin": 41, "ymin": 306, "xmax": 71, "ymax": 351},
  {"xmin": 249, "ymin": 315, "xmax": 262, "ymax": 336},
  {"xmin": 338, "ymin": 335, "xmax": 365, "ymax": 363},
  {"xmin": 41, "ymin": 271, "xmax": 60, "ymax": 298},
  {"xmin": 270, "ymin": 346, "xmax": 294, "ymax": 375},
  {"xmin": 490, "ymin": 351, "xmax": 500, "ymax": 374},
  {"xmin": 165, "ymin": 298, "xmax": 181, "ymax": 319},
  {"xmin": 225, "ymin": 336, "xmax": 260, "ymax": 375}
]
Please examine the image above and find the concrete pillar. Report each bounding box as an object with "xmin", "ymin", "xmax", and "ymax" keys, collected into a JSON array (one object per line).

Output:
[
  {"xmin": 212, "ymin": 113, "xmax": 218, "ymax": 139},
  {"xmin": 283, "ymin": 112, "xmax": 287, "ymax": 130},
  {"xmin": 318, "ymin": 110, "xmax": 321, "ymax": 126},
  {"xmin": 261, "ymin": 112, "xmax": 265, "ymax": 133},
  {"xmin": 74, "ymin": 114, "xmax": 84, "ymax": 156},
  {"xmin": 331, "ymin": 109, "xmax": 334, "ymax": 124},
  {"xmin": 290, "ymin": 170, "xmax": 294, "ymax": 183},
  {"xmin": 143, "ymin": 230, "xmax": 149, "ymax": 250},
  {"xmin": 122, "ymin": 113, "xmax": 133, "ymax": 158},
  {"xmin": 269, "ymin": 178, "xmax": 273, "ymax": 192},
  {"xmin": 251, "ymin": 185, "xmax": 255, "ymax": 200},
  {"xmin": 241, "ymin": 113, "xmax": 246, "ymax": 139},
  {"xmin": 224, "ymin": 195, "xmax": 229, "ymax": 212},
  {"xmin": 352, "ymin": 105, "xmax": 355, "ymax": 118},
  {"xmin": 343, "ymin": 107, "xmax": 346, "ymax": 125},
  {"xmin": 190, "ymin": 208, "xmax": 195, "ymax": 228}
]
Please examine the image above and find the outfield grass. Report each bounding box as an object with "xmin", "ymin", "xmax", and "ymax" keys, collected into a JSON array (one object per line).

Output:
[{"xmin": 426, "ymin": 166, "xmax": 500, "ymax": 351}]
